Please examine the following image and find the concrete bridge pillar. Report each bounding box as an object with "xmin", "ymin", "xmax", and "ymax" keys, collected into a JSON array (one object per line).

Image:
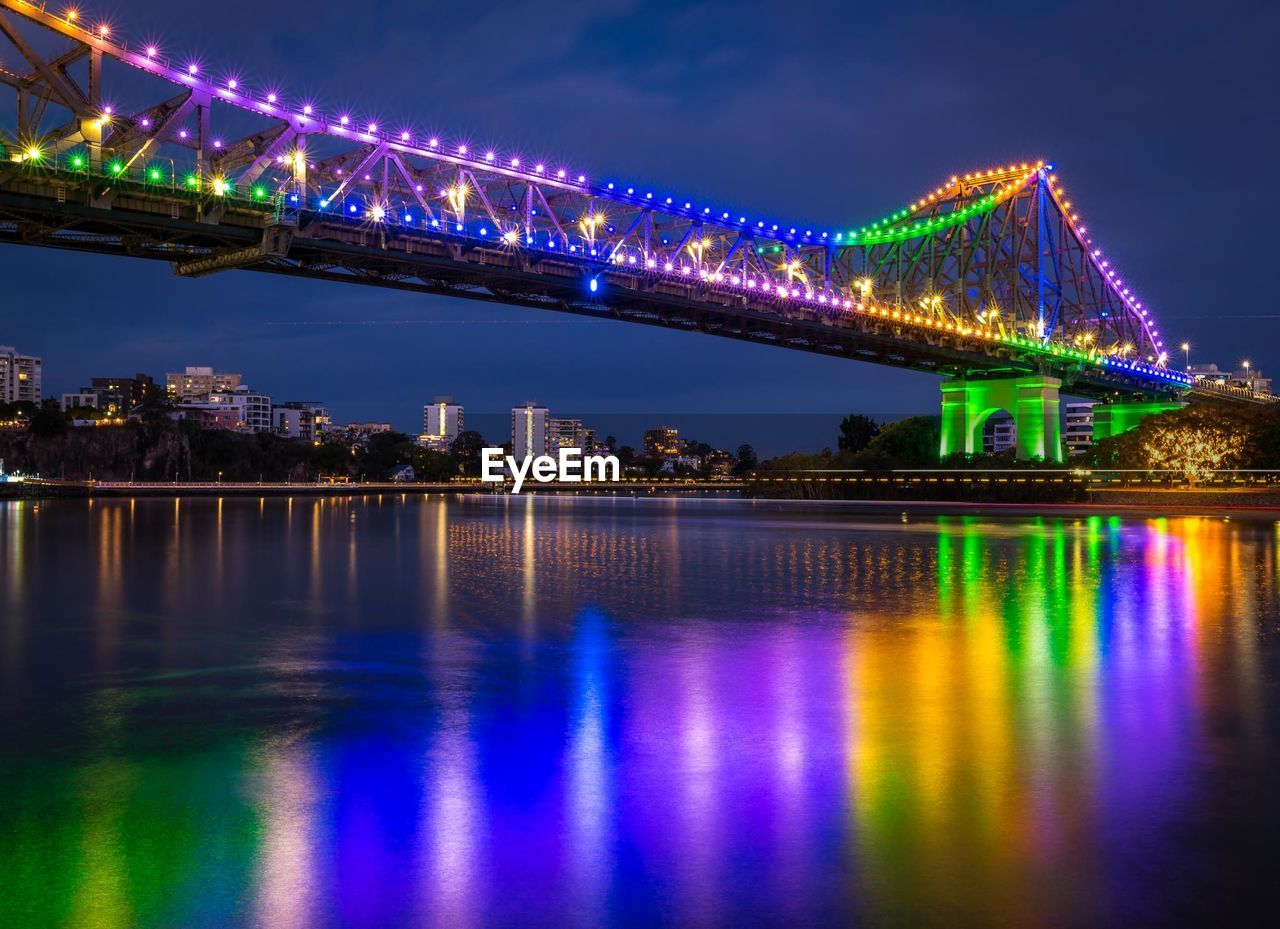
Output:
[
  {"xmin": 939, "ymin": 375, "xmax": 1063, "ymax": 462},
  {"xmin": 1092, "ymin": 399, "xmax": 1186, "ymax": 442}
]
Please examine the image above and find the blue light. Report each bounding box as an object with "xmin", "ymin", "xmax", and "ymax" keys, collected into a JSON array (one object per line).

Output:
[
  {"xmin": 289, "ymin": 194, "xmax": 299, "ymax": 203},
  {"xmin": 349, "ymin": 205, "xmax": 357, "ymax": 214},
  {"xmin": 404, "ymin": 215, "xmax": 413, "ymax": 223},
  {"xmin": 320, "ymin": 199, "xmax": 330, "ymax": 208},
  {"xmin": 589, "ymin": 277, "xmax": 599, "ymax": 294}
]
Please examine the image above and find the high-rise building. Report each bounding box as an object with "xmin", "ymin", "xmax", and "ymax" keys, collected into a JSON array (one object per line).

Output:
[
  {"xmin": 273, "ymin": 402, "xmax": 330, "ymax": 441},
  {"xmin": 982, "ymin": 413, "xmax": 1016, "ymax": 455},
  {"xmin": 166, "ymin": 366, "xmax": 242, "ymax": 403},
  {"xmin": 89, "ymin": 374, "xmax": 158, "ymax": 413},
  {"xmin": 0, "ymin": 345, "xmax": 42, "ymax": 404},
  {"xmin": 421, "ymin": 397, "xmax": 464, "ymax": 452},
  {"xmin": 548, "ymin": 418, "xmax": 585, "ymax": 454},
  {"xmin": 1064, "ymin": 402, "xmax": 1095, "ymax": 455},
  {"xmin": 202, "ymin": 385, "xmax": 272, "ymax": 433},
  {"xmin": 644, "ymin": 426, "xmax": 680, "ymax": 459},
  {"xmin": 512, "ymin": 403, "xmax": 549, "ymax": 459},
  {"xmin": 279, "ymin": 402, "xmax": 329, "ymax": 440},
  {"xmin": 60, "ymin": 392, "xmax": 100, "ymax": 412}
]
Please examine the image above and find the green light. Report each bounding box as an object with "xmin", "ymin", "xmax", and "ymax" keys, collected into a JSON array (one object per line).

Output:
[
  {"xmin": 252, "ymin": 186, "xmax": 266, "ymax": 200},
  {"xmin": 70, "ymin": 155, "xmax": 84, "ymax": 168},
  {"xmin": 109, "ymin": 162, "xmax": 124, "ymax": 175},
  {"xmin": 185, "ymin": 175, "xmax": 198, "ymax": 187}
]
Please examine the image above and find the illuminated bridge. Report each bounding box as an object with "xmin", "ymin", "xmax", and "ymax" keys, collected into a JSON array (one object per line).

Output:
[{"xmin": 0, "ymin": 0, "xmax": 1268, "ymax": 460}]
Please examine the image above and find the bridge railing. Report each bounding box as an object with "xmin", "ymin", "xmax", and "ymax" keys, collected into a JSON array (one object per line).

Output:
[{"xmin": 1189, "ymin": 380, "xmax": 1277, "ymax": 403}]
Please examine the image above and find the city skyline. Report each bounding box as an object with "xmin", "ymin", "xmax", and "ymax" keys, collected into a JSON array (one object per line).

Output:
[{"xmin": 2, "ymin": 0, "xmax": 1276, "ymax": 429}]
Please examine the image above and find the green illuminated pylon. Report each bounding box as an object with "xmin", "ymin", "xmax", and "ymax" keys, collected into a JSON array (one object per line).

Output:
[
  {"xmin": 939, "ymin": 375, "xmax": 1063, "ymax": 462},
  {"xmin": 1092, "ymin": 400, "xmax": 1185, "ymax": 441}
]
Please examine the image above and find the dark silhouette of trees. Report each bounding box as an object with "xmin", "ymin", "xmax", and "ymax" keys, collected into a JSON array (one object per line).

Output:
[{"xmin": 838, "ymin": 414, "xmax": 881, "ymax": 453}]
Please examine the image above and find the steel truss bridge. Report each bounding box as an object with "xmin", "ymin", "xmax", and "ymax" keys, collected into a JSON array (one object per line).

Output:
[{"xmin": 0, "ymin": 0, "xmax": 1269, "ymax": 459}]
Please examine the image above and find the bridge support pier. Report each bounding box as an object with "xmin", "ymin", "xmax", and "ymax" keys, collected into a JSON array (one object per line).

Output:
[
  {"xmin": 1092, "ymin": 399, "xmax": 1186, "ymax": 442},
  {"xmin": 939, "ymin": 375, "xmax": 1063, "ymax": 462}
]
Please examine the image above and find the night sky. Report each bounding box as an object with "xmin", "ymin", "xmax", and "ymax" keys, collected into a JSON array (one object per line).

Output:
[{"xmin": 3, "ymin": 0, "xmax": 1276, "ymax": 439}]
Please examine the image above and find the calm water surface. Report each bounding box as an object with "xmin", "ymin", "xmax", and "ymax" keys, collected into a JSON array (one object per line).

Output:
[{"xmin": 2, "ymin": 496, "xmax": 1280, "ymax": 928}]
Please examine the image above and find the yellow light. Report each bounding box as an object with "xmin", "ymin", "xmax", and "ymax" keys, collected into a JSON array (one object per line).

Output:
[
  {"xmin": 97, "ymin": 23, "xmax": 109, "ymax": 36},
  {"xmin": 1180, "ymin": 342, "xmax": 1189, "ymax": 351},
  {"xmin": 25, "ymin": 146, "xmax": 41, "ymax": 161},
  {"xmin": 212, "ymin": 177, "xmax": 229, "ymax": 195},
  {"xmin": 66, "ymin": 8, "xmax": 78, "ymax": 22},
  {"xmin": 370, "ymin": 204, "xmax": 386, "ymax": 222}
]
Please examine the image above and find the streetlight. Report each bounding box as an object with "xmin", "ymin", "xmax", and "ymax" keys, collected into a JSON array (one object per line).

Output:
[{"xmin": 1181, "ymin": 342, "xmax": 1190, "ymax": 370}]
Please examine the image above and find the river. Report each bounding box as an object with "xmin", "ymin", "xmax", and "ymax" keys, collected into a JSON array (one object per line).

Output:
[{"xmin": 2, "ymin": 495, "xmax": 1278, "ymax": 927}]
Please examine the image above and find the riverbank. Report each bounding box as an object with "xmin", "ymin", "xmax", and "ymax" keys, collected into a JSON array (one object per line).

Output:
[{"xmin": 5, "ymin": 479, "xmax": 1280, "ymax": 517}]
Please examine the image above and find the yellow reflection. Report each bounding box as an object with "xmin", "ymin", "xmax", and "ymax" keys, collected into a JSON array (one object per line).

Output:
[{"xmin": 253, "ymin": 740, "xmax": 319, "ymax": 929}]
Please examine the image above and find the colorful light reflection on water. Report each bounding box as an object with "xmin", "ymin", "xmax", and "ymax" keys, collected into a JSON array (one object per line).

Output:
[{"xmin": 2, "ymin": 497, "xmax": 1279, "ymax": 928}]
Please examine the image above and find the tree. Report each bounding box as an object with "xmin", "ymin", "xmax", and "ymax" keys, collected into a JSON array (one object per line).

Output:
[
  {"xmin": 854, "ymin": 416, "xmax": 939, "ymax": 466},
  {"xmin": 27, "ymin": 404, "xmax": 67, "ymax": 438},
  {"xmin": 734, "ymin": 443, "xmax": 758, "ymax": 473},
  {"xmin": 1088, "ymin": 405, "xmax": 1258, "ymax": 479},
  {"xmin": 449, "ymin": 430, "xmax": 487, "ymax": 475},
  {"xmin": 838, "ymin": 414, "xmax": 881, "ymax": 453}
]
